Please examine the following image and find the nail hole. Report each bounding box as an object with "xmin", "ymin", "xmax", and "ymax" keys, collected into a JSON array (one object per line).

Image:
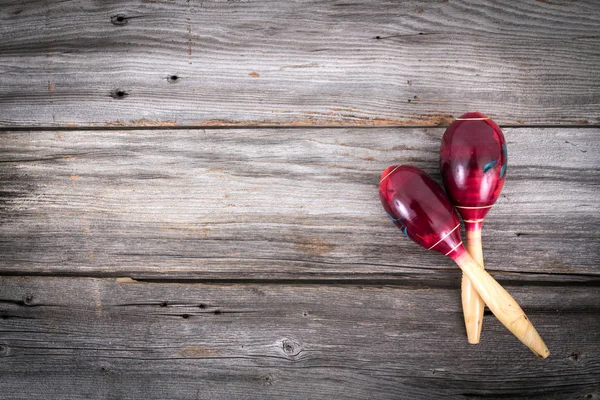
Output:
[
  {"xmin": 198, "ymin": 303, "xmax": 206, "ymax": 309},
  {"xmin": 24, "ymin": 295, "xmax": 34, "ymax": 305},
  {"xmin": 111, "ymin": 15, "xmax": 129, "ymax": 26},
  {"xmin": 375, "ymin": 36, "xmax": 381, "ymax": 39},
  {"xmin": 213, "ymin": 310, "xmax": 221, "ymax": 315},
  {"xmin": 167, "ymin": 75, "xmax": 179, "ymax": 83},
  {"xmin": 110, "ymin": 89, "xmax": 129, "ymax": 100},
  {"xmin": 182, "ymin": 314, "xmax": 190, "ymax": 319},
  {"xmin": 160, "ymin": 302, "xmax": 168, "ymax": 308}
]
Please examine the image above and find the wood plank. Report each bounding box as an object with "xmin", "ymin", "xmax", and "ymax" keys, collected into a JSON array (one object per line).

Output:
[
  {"xmin": 1, "ymin": 127, "xmax": 598, "ymax": 280},
  {"xmin": 0, "ymin": 277, "xmax": 598, "ymax": 399},
  {"xmin": 1, "ymin": 0, "xmax": 599, "ymax": 127}
]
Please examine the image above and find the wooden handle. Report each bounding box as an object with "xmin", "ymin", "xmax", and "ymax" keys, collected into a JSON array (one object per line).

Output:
[
  {"xmin": 454, "ymin": 252, "xmax": 550, "ymax": 358},
  {"xmin": 462, "ymin": 228, "xmax": 486, "ymax": 344}
]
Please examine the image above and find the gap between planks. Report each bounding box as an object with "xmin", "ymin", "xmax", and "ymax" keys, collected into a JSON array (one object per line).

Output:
[
  {"xmin": 0, "ymin": 124, "xmax": 599, "ymax": 132},
  {"xmin": 0, "ymin": 272, "xmax": 598, "ymax": 288}
]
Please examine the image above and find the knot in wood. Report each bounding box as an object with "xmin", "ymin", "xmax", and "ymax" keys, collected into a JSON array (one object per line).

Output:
[
  {"xmin": 281, "ymin": 339, "xmax": 302, "ymax": 357},
  {"xmin": 262, "ymin": 373, "xmax": 274, "ymax": 386},
  {"xmin": 0, "ymin": 343, "xmax": 9, "ymax": 357},
  {"xmin": 23, "ymin": 295, "xmax": 34, "ymax": 306},
  {"xmin": 111, "ymin": 15, "xmax": 129, "ymax": 26},
  {"xmin": 568, "ymin": 351, "xmax": 581, "ymax": 362}
]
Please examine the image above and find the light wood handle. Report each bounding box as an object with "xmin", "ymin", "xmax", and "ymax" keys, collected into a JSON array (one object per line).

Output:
[
  {"xmin": 454, "ymin": 252, "xmax": 550, "ymax": 358},
  {"xmin": 462, "ymin": 229, "xmax": 486, "ymax": 344}
]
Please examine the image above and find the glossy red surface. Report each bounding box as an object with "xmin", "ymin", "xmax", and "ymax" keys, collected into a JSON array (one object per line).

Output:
[
  {"xmin": 379, "ymin": 165, "xmax": 465, "ymax": 259},
  {"xmin": 440, "ymin": 112, "xmax": 507, "ymax": 229}
]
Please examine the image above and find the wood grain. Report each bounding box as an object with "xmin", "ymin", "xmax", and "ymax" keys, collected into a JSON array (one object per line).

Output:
[
  {"xmin": 1, "ymin": 127, "xmax": 598, "ymax": 280},
  {"xmin": 0, "ymin": 276, "xmax": 598, "ymax": 400},
  {"xmin": 1, "ymin": 0, "xmax": 599, "ymax": 127}
]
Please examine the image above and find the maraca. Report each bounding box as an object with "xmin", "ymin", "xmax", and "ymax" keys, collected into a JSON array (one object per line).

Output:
[
  {"xmin": 440, "ymin": 112, "xmax": 507, "ymax": 344},
  {"xmin": 379, "ymin": 165, "xmax": 549, "ymax": 358}
]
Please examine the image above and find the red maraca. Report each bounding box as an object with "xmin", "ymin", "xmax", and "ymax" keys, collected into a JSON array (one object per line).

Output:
[
  {"xmin": 379, "ymin": 165, "xmax": 548, "ymax": 358},
  {"xmin": 440, "ymin": 112, "xmax": 507, "ymax": 344}
]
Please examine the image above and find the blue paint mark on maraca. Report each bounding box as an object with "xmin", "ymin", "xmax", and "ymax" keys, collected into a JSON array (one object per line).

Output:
[
  {"xmin": 386, "ymin": 212, "xmax": 408, "ymax": 236},
  {"xmin": 386, "ymin": 212, "xmax": 402, "ymax": 223},
  {"xmin": 483, "ymin": 160, "xmax": 497, "ymax": 173},
  {"xmin": 500, "ymin": 144, "xmax": 508, "ymax": 178}
]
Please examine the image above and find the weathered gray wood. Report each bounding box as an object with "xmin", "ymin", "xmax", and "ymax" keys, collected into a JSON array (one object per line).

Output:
[
  {"xmin": 1, "ymin": 0, "xmax": 599, "ymax": 127},
  {"xmin": 1, "ymin": 127, "xmax": 598, "ymax": 280},
  {"xmin": 0, "ymin": 276, "xmax": 598, "ymax": 400}
]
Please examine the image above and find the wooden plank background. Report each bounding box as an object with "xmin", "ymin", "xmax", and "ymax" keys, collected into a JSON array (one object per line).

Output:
[
  {"xmin": 0, "ymin": 0, "xmax": 599, "ymax": 127},
  {"xmin": 1, "ymin": 1, "xmax": 599, "ymax": 399},
  {"xmin": 1, "ymin": 127, "xmax": 598, "ymax": 280},
  {"xmin": 1, "ymin": 277, "xmax": 599, "ymax": 400}
]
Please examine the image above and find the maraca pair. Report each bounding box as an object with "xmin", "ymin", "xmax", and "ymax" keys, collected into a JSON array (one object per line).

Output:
[{"xmin": 379, "ymin": 112, "xmax": 549, "ymax": 358}]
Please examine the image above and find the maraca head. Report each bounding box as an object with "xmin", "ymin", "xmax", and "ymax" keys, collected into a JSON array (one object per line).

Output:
[
  {"xmin": 379, "ymin": 165, "xmax": 465, "ymax": 259},
  {"xmin": 440, "ymin": 112, "xmax": 507, "ymax": 227}
]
